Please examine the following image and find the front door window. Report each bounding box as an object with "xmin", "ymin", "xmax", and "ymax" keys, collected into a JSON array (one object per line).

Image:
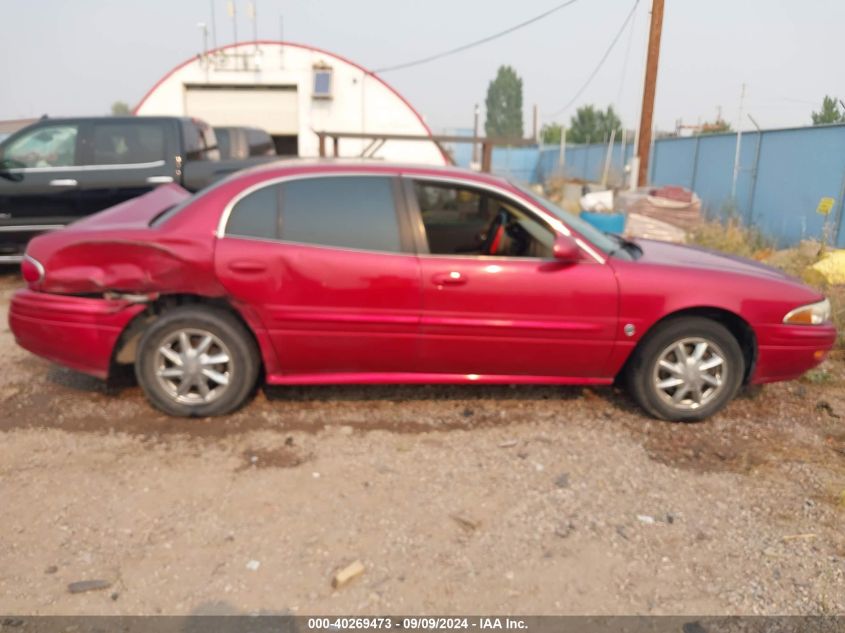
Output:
[
  {"xmin": 3, "ymin": 125, "xmax": 79, "ymax": 168},
  {"xmin": 413, "ymin": 181, "xmax": 555, "ymax": 258}
]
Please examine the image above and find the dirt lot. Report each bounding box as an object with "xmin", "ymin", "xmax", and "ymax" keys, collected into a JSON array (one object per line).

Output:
[{"xmin": 1, "ymin": 271, "xmax": 844, "ymax": 615}]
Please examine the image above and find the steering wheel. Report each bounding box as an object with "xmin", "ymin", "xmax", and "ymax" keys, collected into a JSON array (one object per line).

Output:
[{"xmin": 479, "ymin": 210, "xmax": 508, "ymax": 255}]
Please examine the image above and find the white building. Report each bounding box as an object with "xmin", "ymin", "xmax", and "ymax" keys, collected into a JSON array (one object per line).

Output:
[{"xmin": 134, "ymin": 40, "xmax": 447, "ymax": 165}]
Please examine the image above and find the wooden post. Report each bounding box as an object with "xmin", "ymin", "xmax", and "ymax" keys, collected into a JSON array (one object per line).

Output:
[
  {"xmin": 481, "ymin": 142, "xmax": 493, "ymax": 173},
  {"xmin": 318, "ymin": 133, "xmax": 326, "ymax": 158},
  {"xmin": 332, "ymin": 136, "xmax": 339, "ymax": 157},
  {"xmin": 636, "ymin": 0, "xmax": 665, "ymax": 187}
]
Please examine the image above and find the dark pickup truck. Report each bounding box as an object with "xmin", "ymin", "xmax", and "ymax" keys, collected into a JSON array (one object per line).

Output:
[{"xmin": 0, "ymin": 116, "xmax": 277, "ymax": 262}]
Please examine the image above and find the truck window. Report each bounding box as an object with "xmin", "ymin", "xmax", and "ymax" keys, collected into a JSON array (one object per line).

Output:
[
  {"xmin": 2, "ymin": 124, "xmax": 80, "ymax": 168},
  {"xmin": 183, "ymin": 120, "xmax": 220, "ymax": 161},
  {"xmin": 91, "ymin": 121, "xmax": 166, "ymax": 165},
  {"xmin": 215, "ymin": 129, "xmax": 232, "ymax": 159},
  {"xmin": 246, "ymin": 128, "xmax": 274, "ymax": 156}
]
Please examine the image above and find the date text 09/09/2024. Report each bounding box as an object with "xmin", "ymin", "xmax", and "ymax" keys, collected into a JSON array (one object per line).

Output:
[{"xmin": 306, "ymin": 618, "xmax": 528, "ymax": 630}]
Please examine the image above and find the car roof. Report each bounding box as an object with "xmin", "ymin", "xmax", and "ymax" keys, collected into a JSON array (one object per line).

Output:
[{"xmin": 232, "ymin": 158, "xmax": 515, "ymax": 189}]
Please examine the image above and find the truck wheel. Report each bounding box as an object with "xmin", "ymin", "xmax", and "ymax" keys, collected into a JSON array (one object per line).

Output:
[
  {"xmin": 135, "ymin": 306, "xmax": 259, "ymax": 417},
  {"xmin": 626, "ymin": 317, "xmax": 744, "ymax": 422}
]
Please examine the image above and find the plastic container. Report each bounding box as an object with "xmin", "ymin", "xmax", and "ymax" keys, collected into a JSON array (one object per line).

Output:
[{"xmin": 580, "ymin": 211, "xmax": 626, "ymax": 234}]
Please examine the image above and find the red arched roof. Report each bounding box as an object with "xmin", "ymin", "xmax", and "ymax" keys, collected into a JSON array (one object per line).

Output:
[{"xmin": 133, "ymin": 39, "xmax": 447, "ymax": 163}]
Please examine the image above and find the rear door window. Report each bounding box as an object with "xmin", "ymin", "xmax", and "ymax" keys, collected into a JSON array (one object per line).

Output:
[
  {"xmin": 223, "ymin": 175, "xmax": 404, "ymax": 253},
  {"xmin": 90, "ymin": 121, "xmax": 166, "ymax": 165},
  {"xmin": 281, "ymin": 176, "xmax": 402, "ymax": 252},
  {"xmin": 225, "ymin": 184, "xmax": 280, "ymax": 239}
]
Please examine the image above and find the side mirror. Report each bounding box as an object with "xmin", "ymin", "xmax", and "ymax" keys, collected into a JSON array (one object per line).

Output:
[{"xmin": 553, "ymin": 234, "xmax": 580, "ymax": 262}]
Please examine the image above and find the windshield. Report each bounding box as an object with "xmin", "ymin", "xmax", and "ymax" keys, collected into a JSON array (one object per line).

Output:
[{"xmin": 513, "ymin": 183, "xmax": 624, "ymax": 257}]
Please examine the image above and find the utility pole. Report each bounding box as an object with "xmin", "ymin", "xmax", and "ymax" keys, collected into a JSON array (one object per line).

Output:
[
  {"xmin": 227, "ymin": 0, "xmax": 237, "ymax": 46},
  {"xmin": 730, "ymin": 83, "xmax": 746, "ymax": 200},
  {"xmin": 472, "ymin": 104, "xmax": 480, "ymax": 165},
  {"xmin": 247, "ymin": 1, "xmax": 258, "ymax": 52},
  {"xmin": 210, "ymin": 0, "xmax": 218, "ymax": 49},
  {"xmin": 635, "ymin": 0, "xmax": 665, "ymax": 187}
]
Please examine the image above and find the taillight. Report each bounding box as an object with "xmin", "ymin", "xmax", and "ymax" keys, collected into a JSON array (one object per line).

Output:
[{"xmin": 21, "ymin": 255, "xmax": 45, "ymax": 285}]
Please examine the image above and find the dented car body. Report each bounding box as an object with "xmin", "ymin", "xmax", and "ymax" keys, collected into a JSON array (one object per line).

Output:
[{"xmin": 8, "ymin": 162, "xmax": 837, "ymax": 420}]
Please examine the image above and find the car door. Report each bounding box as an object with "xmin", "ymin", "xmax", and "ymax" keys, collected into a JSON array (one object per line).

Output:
[
  {"xmin": 406, "ymin": 177, "xmax": 619, "ymax": 378},
  {"xmin": 0, "ymin": 121, "xmax": 86, "ymax": 258},
  {"xmin": 75, "ymin": 118, "xmax": 178, "ymax": 215},
  {"xmin": 214, "ymin": 174, "xmax": 422, "ymax": 378}
]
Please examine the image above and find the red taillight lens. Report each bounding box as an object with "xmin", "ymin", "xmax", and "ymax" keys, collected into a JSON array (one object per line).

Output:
[{"xmin": 21, "ymin": 256, "xmax": 44, "ymax": 285}]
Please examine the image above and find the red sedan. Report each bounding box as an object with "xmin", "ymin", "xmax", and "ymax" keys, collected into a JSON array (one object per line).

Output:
[{"xmin": 9, "ymin": 162, "xmax": 836, "ymax": 421}]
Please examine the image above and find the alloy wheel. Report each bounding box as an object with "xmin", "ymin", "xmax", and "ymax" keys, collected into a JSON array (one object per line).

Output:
[
  {"xmin": 154, "ymin": 328, "xmax": 232, "ymax": 405},
  {"xmin": 652, "ymin": 337, "xmax": 727, "ymax": 411}
]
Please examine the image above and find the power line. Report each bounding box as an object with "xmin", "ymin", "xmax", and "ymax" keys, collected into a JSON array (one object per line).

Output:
[
  {"xmin": 373, "ymin": 0, "xmax": 582, "ymax": 74},
  {"xmin": 545, "ymin": 0, "xmax": 640, "ymax": 118}
]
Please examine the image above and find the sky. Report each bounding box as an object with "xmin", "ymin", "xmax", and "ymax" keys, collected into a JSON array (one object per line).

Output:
[{"xmin": 1, "ymin": 0, "xmax": 842, "ymax": 134}]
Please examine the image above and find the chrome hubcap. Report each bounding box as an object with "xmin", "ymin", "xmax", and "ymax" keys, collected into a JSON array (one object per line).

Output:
[
  {"xmin": 154, "ymin": 328, "xmax": 232, "ymax": 405},
  {"xmin": 653, "ymin": 337, "xmax": 727, "ymax": 411}
]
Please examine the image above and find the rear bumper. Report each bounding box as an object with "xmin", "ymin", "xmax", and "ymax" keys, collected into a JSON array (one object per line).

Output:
[
  {"xmin": 751, "ymin": 323, "xmax": 837, "ymax": 384},
  {"xmin": 8, "ymin": 289, "xmax": 146, "ymax": 379}
]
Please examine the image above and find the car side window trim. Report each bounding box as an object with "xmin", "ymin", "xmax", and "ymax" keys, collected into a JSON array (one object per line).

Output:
[
  {"xmin": 0, "ymin": 160, "xmax": 167, "ymax": 173},
  {"xmin": 216, "ymin": 233, "xmax": 425, "ymax": 258},
  {"xmin": 219, "ymin": 173, "xmax": 417, "ymax": 255},
  {"xmin": 400, "ymin": 174, "xmax": 605, "ymax": 264}
]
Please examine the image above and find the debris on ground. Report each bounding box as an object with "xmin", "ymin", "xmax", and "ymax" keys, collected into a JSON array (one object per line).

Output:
[
  {"xmin": 450, "ymin": 514, "xmax": 481, "ymax": 533},
  {"xmin": 67, "ymin": 579, "xmax": 113, "ymax": 594},
  {"xmin": 331, "ymin": 560, "xmax": 365, "ymax": 589},
  {"xmin": 782, "ymin": 534, "xmax": 817, "ymax": 542},
  {"xmin": 805, "ymin": 249, "xmax": 845, "ymax": 285}
]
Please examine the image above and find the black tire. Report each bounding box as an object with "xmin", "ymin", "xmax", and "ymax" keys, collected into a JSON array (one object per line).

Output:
[
  {"xmin": 135, "ymin": 306, "xmax": 260, "ymax": 417},
  {"xmin": 625, "ymin": 317, "xmax": 744, "ymax": 422}
]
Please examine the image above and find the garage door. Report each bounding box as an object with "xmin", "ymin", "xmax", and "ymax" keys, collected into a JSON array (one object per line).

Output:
[{"xmin": 184, "ymin": 84, "xmax": 299, "ymax": 135}]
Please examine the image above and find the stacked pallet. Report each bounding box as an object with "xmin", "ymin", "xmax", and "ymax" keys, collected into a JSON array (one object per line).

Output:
[{"xmin": 618, "ymin": 186, "xmax": 702, "ymax": 231}]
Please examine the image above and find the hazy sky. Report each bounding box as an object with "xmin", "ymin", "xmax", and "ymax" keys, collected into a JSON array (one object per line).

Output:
[{"xmin": 1, "ymin": 0, "xmax": 842, "ymax": 133}]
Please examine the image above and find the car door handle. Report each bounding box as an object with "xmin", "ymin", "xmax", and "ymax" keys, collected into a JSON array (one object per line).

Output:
[
  {"xmin": 228, "ymin": 260, "xmax": 268, "ymax": 274},
  {"xmin": 146, "ymin": 175, "xmax": 174, "ymax": 184},
  {"xmin": 432, "ymin": 271, "xmax": 467, "ymax": 286},
  {"xmin": 49, "ymin": 179, "xmax": 78, "ymax": 187}
]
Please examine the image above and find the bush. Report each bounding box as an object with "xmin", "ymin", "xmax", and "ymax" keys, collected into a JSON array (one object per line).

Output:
[{"xmin": 689, "ymin": 219, "xmax": 844, "ymax": 348}]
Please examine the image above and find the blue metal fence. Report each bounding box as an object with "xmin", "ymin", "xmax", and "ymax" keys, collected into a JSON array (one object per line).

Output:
[{"xmin": 466, "ymin": 123, "xmax": 845, "ymax": 248}]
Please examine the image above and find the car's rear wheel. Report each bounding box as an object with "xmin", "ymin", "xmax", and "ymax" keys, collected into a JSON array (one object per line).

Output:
[
  {"xmin": 135, "ymin": 306, "xmax": 259, "ymax": 417},
  {"xmin": 626, "ymin": 317, "xmax": 744, "ymax": 421}
]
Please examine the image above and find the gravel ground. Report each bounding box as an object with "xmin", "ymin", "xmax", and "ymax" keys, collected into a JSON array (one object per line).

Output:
[{"xmin": 0, "ymin": 271, "xmax": 843, "ymax": 615}]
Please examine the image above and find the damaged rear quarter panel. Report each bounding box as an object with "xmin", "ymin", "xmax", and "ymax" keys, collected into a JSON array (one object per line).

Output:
[{"xmin": 40, "ymin": 233, "xmax": 226, "ymax": 297}]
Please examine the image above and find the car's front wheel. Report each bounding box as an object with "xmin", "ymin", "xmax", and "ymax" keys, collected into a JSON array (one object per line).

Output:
[
  {"xmin": 135, "ymin": 306, "xmax": 260, "ymax": 417},
  {"xmin": 626, "ymin": 317, "xmax": 745, "ymax": 421}
]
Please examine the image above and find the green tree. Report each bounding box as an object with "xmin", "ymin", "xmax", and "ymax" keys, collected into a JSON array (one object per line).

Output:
[
  {"xmin": 540, "ymin": 122, "xmax": 563, "ymax": 144},
  {"xmin": 484, "ymin": 66, "xmax": 523, "ymax": 138},
  {"xmin": 111, "ymin": 101, "xmax": 131, "ymax": 116},
  {"xmin": 699, "ymin": 119, "xmax": 732, "ymax": 135},
  {"xmin": 567, "ymin": 104, "xmax": 622, "ymax": 144},
  {"xmin": 811, "ymin": 96, "xmax": 845, "ymax": 125}
]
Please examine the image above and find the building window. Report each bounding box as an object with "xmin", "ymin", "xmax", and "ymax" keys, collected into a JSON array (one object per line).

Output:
[{"xmin": 313, "ymin": 65, "xmax": 333, "ymax": 99}]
